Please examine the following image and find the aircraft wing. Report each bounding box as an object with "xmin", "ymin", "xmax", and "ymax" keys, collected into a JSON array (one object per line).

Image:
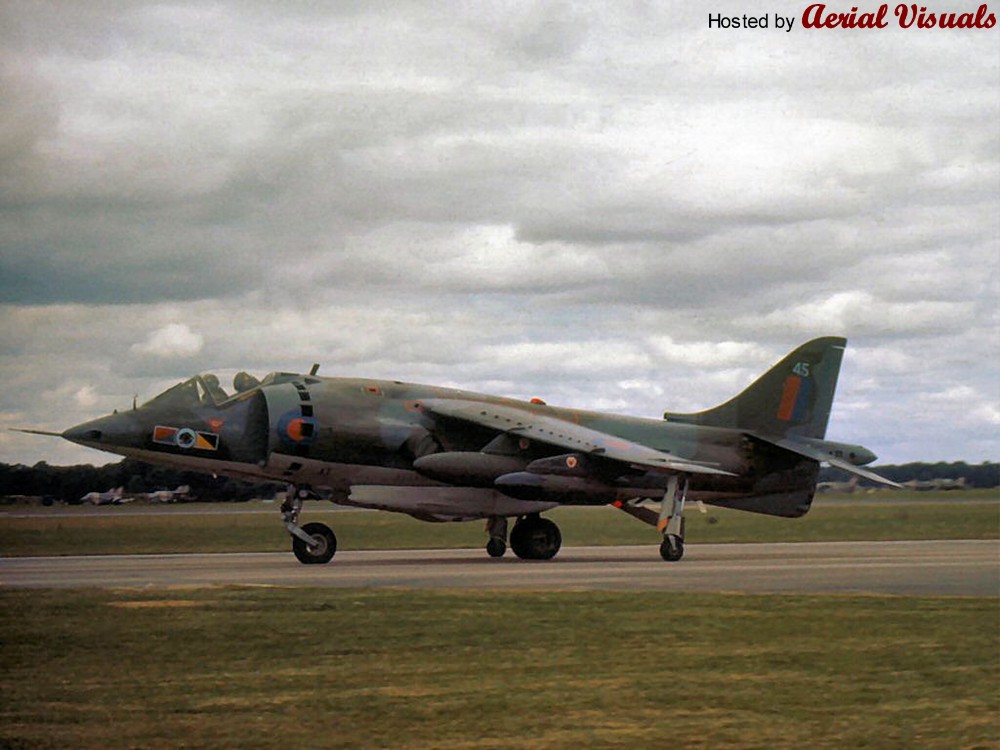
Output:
[
  {"xmin": 419, "ymin": 398, "xmax": 735, "ymax": 476},
  {"xmin": 754, "ymin": 434, "xmax": 903, "ymax": 488}
]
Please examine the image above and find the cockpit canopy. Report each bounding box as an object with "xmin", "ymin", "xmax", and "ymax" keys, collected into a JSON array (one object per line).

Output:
[{"xmin": 142, "ymin": 371, "xmax": 301, "ymax": 408}]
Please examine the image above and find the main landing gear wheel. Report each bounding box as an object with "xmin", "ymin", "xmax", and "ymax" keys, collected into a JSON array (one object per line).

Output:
[
  {"xmin": 486, "ymin": 538, "xmax": 507, "ymax": 558},
  {"xmin": 660, "ymin": 535, "xmax": 684, "ymax": 562},
  {"xmin": 510, "ymin": 516, "xmax": 562, "ymax": 560},
  {"xmin": 485, "ymin": 515, "xmax": 508, "ymax": 559},
  {"xmin": 292, "ymin": 522, "xmax": 338, "ymax": 565}
]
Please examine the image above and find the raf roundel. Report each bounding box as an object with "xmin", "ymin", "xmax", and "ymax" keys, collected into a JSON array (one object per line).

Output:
[
  {"xmin": 277, "ymin": 410, "xmax": 318, "ymax": 445},
  {"xmin": 175, "ymin": 428, "xmax": 197, "ymax": 450}
]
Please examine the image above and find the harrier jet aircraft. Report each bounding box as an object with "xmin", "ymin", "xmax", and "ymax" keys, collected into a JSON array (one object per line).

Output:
[
  {"xmin": 80, "ymin": 486, "xmax": 127, "ymax": 506},
  {"xmin": 51, "ymin": 336, "xmax": 897, "ymax": 563}
]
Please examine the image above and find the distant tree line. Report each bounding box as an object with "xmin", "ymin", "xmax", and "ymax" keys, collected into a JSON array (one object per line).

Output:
[
  {"xmin": 819, "ymin": 461, "xmax": 999, "ymax": 488},
  {"xmin": 0, "ymin": 459, "xmax": 283, "ymax": 504}
]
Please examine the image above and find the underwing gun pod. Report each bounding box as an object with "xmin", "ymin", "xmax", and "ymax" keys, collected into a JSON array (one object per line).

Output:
[{"xmin": 56, "ymin": 337, "xmax": 898, "ymax": 564}]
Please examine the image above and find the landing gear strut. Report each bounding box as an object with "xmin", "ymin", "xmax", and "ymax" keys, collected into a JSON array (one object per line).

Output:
[
  {"xmin": 510, "ymin": 514, "xmax": 562, "ymax": 560},
  {"xmin": 282, "ymin": 487, "xmax": 337, "ymax": 565},
  {"xmin": 658, "ymin": 475, "xmax": 687, "ymax": 562},
  {"xmin": 485, "ymin": 515, "xmax": 508, "ymax": 558}
]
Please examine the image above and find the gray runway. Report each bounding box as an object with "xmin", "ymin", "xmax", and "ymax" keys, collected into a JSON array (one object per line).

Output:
[{"xmin": 2, "ymin": 540, "xmax": 997, "ymax": 595}]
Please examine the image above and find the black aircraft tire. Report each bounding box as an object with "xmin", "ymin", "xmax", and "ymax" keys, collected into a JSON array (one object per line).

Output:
[
  {"xmin": 510, "ymin": 517, "xmax": 562, "ymax": 560},
  {"xmin": 486, "ymin": 538, "xmax": 507, "ymax": 558},
  {"xmin": 659, "ymin": 536, "xmax": 684, "ymax": 562},
  {"xmin": 509, "ymin": 521, "xmax": 530, "ymax": 559},
  {"xmin": 292, "ymin": 522, "xmax": 338, "ymax": 565}
]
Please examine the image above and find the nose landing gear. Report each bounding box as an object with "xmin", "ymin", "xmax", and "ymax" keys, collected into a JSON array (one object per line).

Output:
[
  {"xmin": 292, "ymin": 522, "xmax": 338, "ymax": 564},
  {"xmin": 282, "ymin": 487, "xmax": 337, "ymax": 565}
]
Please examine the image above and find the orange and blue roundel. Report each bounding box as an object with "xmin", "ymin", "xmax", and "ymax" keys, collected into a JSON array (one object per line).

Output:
[
  {"xmin": 277, "ymin": 410, "xmax": 318, "ymax": 445},
  {"xmin": 776, "ymin": 375, "xmax": 813, "ymax": 423}
]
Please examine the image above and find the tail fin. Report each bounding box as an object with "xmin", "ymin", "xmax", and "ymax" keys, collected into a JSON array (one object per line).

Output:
[{"xmin": 663, "ymin": 337, "xmax": 846, "ymax": 439}]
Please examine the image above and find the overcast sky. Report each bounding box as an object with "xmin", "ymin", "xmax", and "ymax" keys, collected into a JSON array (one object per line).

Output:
[{"xmin": 1, "ymin": 1, "xmax": 997, "ymax": 468}]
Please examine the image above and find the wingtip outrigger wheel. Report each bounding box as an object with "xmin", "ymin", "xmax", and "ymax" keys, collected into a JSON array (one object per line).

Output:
[
  {"xmin": 283, "ymin": 486, "xmax": 338, "ymax": 565},
  {"xmin": 658, "ymin": 475, "xmax": 688, "ymax": 562},
  {"xmin": 660, "ymin": 534, "xmax": 684, "ymax": 562}
]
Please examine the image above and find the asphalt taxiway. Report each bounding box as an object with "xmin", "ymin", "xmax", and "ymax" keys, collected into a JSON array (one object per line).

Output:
[{"xmin": 2, "ymin": 540, "xmax": 997, "ymax": 595}]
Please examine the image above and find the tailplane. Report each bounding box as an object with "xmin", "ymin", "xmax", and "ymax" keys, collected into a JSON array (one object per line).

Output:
[{"xmin": 664, "ymin": 337, "xmax": 847, "ymax": 440}]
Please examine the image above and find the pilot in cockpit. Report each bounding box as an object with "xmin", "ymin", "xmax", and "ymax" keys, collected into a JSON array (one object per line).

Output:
[{"xmin": 201, "ymin": 374, "xmax": 229, "ymax": 403}]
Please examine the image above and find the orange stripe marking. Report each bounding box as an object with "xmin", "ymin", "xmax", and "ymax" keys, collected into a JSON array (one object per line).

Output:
[{"xmin": 776, "ymin": 376, "xmax": 801, "ymax": 422}]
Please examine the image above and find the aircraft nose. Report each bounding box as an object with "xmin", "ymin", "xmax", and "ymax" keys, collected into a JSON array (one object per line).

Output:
[
  {"xmin": 62, "ymin": 412, "xmax": 143, "ymax": 450},
  {"xmin": 62, "ymin": 423, "xmax": 103, "ymax": 444}
]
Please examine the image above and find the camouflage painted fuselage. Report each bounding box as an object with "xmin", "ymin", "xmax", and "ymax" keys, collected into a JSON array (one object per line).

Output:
[
  {"xmin": 64, "ymin": 374, "xmax": 828, "ymax": 518},
  {"xmin": 62, "ymin": 338, "xmax": 884, "ymax": 521}
]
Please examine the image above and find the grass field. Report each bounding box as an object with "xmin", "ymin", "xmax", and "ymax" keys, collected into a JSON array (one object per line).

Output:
[
  {"xmin": 2, "ymin": 492, "xmax": 997, "ymax": 748},
  {"xmin": 1, "ymin": 491, "xmax": 997, "ymax": 557},
  {"xmin": 1, "ymin": 587, "xmax": 997, "ymax": 750}
]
